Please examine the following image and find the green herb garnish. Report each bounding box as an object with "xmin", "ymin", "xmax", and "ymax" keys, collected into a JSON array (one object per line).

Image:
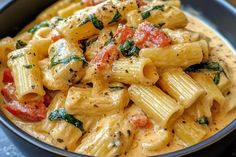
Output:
[
  {"xmin": 154, "ymin": 22, "xmax": 166, "ymax": 28},
  {"xmin": 109, "ymin": 86, "xmax": 125, "ymax": 92},
  {"xmin": 86, "ymin": 37, "xmax": 98, "ymax": 47},
  {"xmin": 119, "ymin": 40, "xmax": 140, "ymax": 57},
  {"xmin": 49, "ymin": 108, "xmax": 84, "ymax": 131},
  {"xmin": 185, "ymin": 61, "xmax": 225, "ymax": 85},
  {"xmin": 23, "ymin": 64, "xmax": 33, "ymax": 69},
  {"xmin": 108, "ymin": 10, "xmax": 122, "ymax": 24},
  {"xmin": 79, "ymin": 14, "xmax": 104, "ymax": 30},
  {"xmin": 197, "ymin": 116, "xmax": 209, "ymax": 125},
  {"xmin": 141, "ymin": 5, "xmax": 165, "ymax": 20},
  {"xmin": 16, "ymin": 40, "xmax": 27, "ymax": 49},
  {"xmin": 28, "ymin": 21, "xmax": 49, "ymax": 34},
  {"xmin": 10, "ymin": 53, "xmax": 24, "ymax": 60},
  {"xmin": 50, "ymin": 55, "xmax": 87, "ymax": 68}
]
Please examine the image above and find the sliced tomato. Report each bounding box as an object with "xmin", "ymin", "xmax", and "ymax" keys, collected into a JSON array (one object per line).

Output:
[
  {"xmin": 82, "ymin": 0, "xmax": 104, "ymax": 6},
  {"xmin": 129, "ymin": 114, "xmax": 152, "ymax": 129},
  {"xmin": 2, "ymin": 69, "xmax": 14, "ymax": 84},
  {"xmin": 134, "ymin": 22, "xmax": 171, "ymax": 48},
  {"xmin": 91, "ymin": 44, "xmax": 120, "ymax": 72},
  {"xmin": 5, "ymin": 100, "xmax": 47, "ymax": 122},
  {"xmin": 1, "ymin": 83, "xmax": 17, "ymax": 101},
  {"xmin": 51, "ymin": 34, "xmax": 63, "ymax": 43},
  {"xmin": 115, "ymin": 24, "xmax": 135, "ymax": 44}
]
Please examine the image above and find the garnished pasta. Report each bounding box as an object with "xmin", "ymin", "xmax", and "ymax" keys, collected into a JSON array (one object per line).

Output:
[{"xmin": 0, "ymin": 0, "xmax": 236, "ymax": 156}]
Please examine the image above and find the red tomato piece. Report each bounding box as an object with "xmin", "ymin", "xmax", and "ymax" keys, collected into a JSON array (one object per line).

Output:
[
  {"xmin": 2, "ymin": 69, "xmax": 14, "ymax": 84},
  {"xmin": 134, "ymin": 22, "xmax": 171, "ymax": 48},
  {"xmin": 91, "ymin": 44, "xmax": 120, "ymax": 71},
  {"xmin": 115, "ymin": 24, "xmax": 135, "ymax": 44},
  {"xmin": 5, "ymin": 100, "xmax": 47, "ymax": 122},
  {"xmin": 51, "ymin": 34, "xmax": 63, "ymax": 43},
  {"xmin": 129, "ymin": 114, "xmax": 152, "ymax": 129},
  {"xmin": 1, "ymin": 83, "xmax": 17, "ymax": 101}
]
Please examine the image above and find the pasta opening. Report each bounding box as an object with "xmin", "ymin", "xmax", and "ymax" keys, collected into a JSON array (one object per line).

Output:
[
  {"xmin": 143, "ymin": 64, "xmax": 157, "ymax": 80},
  {"xmin": 166, "ymin": 108, "xmax": 183, "ymax": 128}
]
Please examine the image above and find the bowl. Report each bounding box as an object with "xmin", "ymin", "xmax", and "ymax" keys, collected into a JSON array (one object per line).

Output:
[{"xmin": 0, "ymin": 0, "xmax": 236, "ymax": 157}]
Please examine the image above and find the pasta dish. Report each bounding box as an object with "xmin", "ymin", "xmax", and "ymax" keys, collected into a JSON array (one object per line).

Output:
[{"xmin": 0, "ymin": 0, "xmax": 236, "ymax": 156}]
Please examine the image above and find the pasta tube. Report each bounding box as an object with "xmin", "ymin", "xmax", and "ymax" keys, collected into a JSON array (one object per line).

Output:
[
  {"xmin": 159, "ymin": 68, "xmax": 205, "ymax": 108},
  {"xmin": 190, "ymin": 72, "xmax": 226, "ymax": 109},
  {"xmin": 65, "ymin": 86, "xmax": 129, "ymax": 116},
  {"xmin": 127, "ymin": 6, "xmax": 187, "ymax": 28},
  {"xmin": 57, "ymin": 0, "xmax": 138, "ymax": 42},
  {"xmin": 140, "ymin": 40, "xmax": 207, "ymax": 68},
  {"xmin": 110, "ymin": 57, "xmax": 159, "ymax": 85},
  {"xmin": 39, "ymin": 39, "xmax": 85, "ymax": 91},
  {"xmin": 174, "ymin": 116, "xmax": 207, "ymax": 146},
  {"xmin": 36, "ymin": 93, "xmax": 83, "ymax": 151},
  {"xmin": 75, "ymin": 114, "xmax": 135, "ymax": 156},
  {"xmin": 128, "ymin": 84, "xmax": 183, "ymax": 127},
  {"xmin": 7, "ymin": 46, "xmax": 45, "ymax": 101}
]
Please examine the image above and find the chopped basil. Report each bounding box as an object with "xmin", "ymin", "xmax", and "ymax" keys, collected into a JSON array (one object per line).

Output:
[
  {"xmin": 141, "ymin": 5, "xmax": 165, "ymax": 20},
  {"xmin": 185, "ymin": 61, "xmax": 225, "ymax": 85},
  {"xmin": 28, "ymin": 21, "xmax": 49, "ymax": 34},
  {"xmin": 108, "ymin": 10, "xmax": 122, "ymax": 24},
  {"xmin": 109, "ymin": 86, "xmax": 124, "ymax": 92},
  {"xmin": 197, "ymin": 116, "xmax": 209, "ymax": 125},
  {"xmin": 79, "ymin": 14, "xmax": 104, "ymax": 30},
  {"xmin": 10, "ymin": 53, "xmax": 24, "ymax": 60},
  {"xmin": 50, "ymin": 55, "xmax": 87, "ymax": 68},
  {"xmin": 104, "ymin": 31, "xmax": 115, "ymax": 46},
  {"xmin": 23, "ymin": 64, "xmax": 33, "ymax": 69},
  {"xmin": 104, "ymin": 38, "xmax": 115, "ymax": 46},
  {"xmin": 50, "ymin": 16, "xmax": 64, "ymax": 28},
  {"xmin": 86, "ymin": 37, "xmax": 98, "ymax": 47},
  {"xmin": 16, "ymin": 40, "xmax": 27, "ymax": 49},
  {"xmin": 49, "ymin": 108, "xmax": 84, "ymax": 131},
  {"xmin": 119, "ymin": 40, "xmax": 140, "ymax": 57},
  {"xmin": 154, "ymin": 22, "xmax": 166, "ymax": 28}
]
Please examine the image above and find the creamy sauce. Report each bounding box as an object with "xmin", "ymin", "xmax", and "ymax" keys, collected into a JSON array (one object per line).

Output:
[{"xmin": 1, "ymin": 11, "xmax": 236, "ymax": 157}]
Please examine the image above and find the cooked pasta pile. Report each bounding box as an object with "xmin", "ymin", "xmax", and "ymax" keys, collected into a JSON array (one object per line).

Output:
[{"xmin": 0, "ymin": 0, "xmax": 235, "ymax": 156}]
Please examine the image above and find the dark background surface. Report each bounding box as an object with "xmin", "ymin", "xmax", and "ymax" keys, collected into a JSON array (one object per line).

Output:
[{"xmin": 0, "ymin": 0, "xmax": 235, "ymax": 157}]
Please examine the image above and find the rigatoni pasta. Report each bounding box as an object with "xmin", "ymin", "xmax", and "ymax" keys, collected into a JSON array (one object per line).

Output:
[{"xmin": 7, "ymin": 46, "xmax": 45, "ymax": 101}]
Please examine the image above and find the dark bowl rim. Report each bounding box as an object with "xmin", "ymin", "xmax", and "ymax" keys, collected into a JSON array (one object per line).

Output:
[{"xmin": 0, "ymin": 0, "xmax": 236, "ymax": 157}]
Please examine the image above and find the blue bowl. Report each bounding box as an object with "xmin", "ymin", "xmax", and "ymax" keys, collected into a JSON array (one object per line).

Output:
[{"xmin": 0, "ymin": 0, "xmax": 236, "ymax": 157}]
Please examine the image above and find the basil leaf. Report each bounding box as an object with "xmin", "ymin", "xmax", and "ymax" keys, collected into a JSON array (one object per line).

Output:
[
  {"xmin": 154, "ymin": 22, "xmax": 166, "ymax": 28},
  {"xmin": 86, "ymin": 37, "xmax": 98, "ymax": 47},
  {"xmin": 119, "ymin": 40, "xmax": 140, "ymax": 57},
  {"xmin": 79, "ymin": 14, "xmax": 104, "ymax": 30},
  {"xmin": 9, "ymin": 53, "xmax": 24, "ymax": 60},
  {"xmin": 197, "ymin": 116, "xmax": 209, "ymax": 125},
  {"xmin": 185, "ymin": 62, "xmax": 223, "ymax": 73},
  {"xmin": 49, "ymin": 108, "xmax": 84, "ymax": 131},
  {"xmin": 23, "ymin": 64, "xmax": 33, "ymax": 69},
  {"xmin": 141, "ymin": 5, "xmax": 165, "ymax": 20},
  {"xmin": 213, "ymin": 72, "xmax": 221, "ymax": 85},
  {"xmin": 16, "ymin": 40, "xmax": 27, "ymax": 49},
  {"xmin": 108, "ymin": 10, "xmax": 122, "ymax": 24},
  {"xmin": 50, "ymin": 55, "xmax": 87, "ymax": 68},
  {"xmin": 28, "ymin": 21, "xmax": 49, "ymax": 34},
  {"xmin": 185, "ymin": 61, "xmax": 225, "ymax": 85}
]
